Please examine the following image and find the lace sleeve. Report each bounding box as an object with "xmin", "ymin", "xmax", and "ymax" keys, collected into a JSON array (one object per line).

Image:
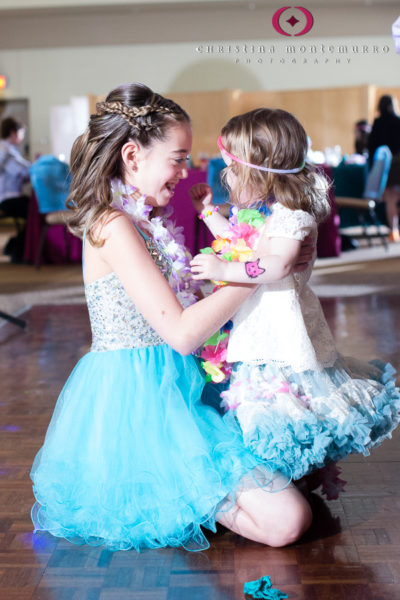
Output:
[{"xmin": 267, "ymin": 203, "xmax": 316, "ymax": 241}]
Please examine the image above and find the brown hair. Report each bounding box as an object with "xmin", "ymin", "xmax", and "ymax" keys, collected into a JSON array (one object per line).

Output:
[
  {"xmin": 221, "ymin": 108, "xmax": 330, "ymax": 223},
  {"xmin": 1, "ymin": 116, "xmax": 24, "ymax": 139},
  {"xmin": 67, "ymin": 83, "xmax": 190, "ymax": 244},
  {"xmin": 377, "ymin": 94, "xmax": 397, "ymax": 116}
]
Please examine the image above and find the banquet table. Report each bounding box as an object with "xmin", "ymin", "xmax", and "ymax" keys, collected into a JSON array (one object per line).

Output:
[
  {"xmin": 316, "ymin": 165, "xmax": 341, "ymax": 258},
  {"xmin": 332, "ymin": 161, "xmax": 367, "ymax": 198},
  {"xmin": 331, "ymin": 161, "xmax": 372, "ymax": 229},
  {"xmin": 23, "ymin": 193, "xmax": 82, "ymax": 265}
]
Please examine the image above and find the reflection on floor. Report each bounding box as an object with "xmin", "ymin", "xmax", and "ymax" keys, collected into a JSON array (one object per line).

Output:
[{"xmin": 0, "ymin": 298, "xmax": 399, "ymax": 600}]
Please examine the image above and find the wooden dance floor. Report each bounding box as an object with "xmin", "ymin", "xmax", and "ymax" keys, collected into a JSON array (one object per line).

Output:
[{"xmin": 0, "ymin": 296, "xmax": 399, "ymax": 600}]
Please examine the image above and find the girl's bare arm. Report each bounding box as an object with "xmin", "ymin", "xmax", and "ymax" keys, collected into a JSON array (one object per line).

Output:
[
  {"xmin": 190, "ymin": 182, "xmax": 230, "ymax": 238},
  {"xmin": 97, "ymin": 213, "xmax": 255, "ymax": 355},
  {"xmin": 191, "ymin": 235, "xmax": 301, "ymax": 284}
]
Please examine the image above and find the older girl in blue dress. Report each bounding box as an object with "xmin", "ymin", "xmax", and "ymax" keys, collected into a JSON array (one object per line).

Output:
[{"xmin": 30, "ymin": 84, "xmax": 313, "ymax": 552}]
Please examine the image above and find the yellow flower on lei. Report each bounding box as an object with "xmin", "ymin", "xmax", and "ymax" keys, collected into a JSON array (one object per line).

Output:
[
  {"xmin": 201, "ymin": 361, "xmax": 226, "ymax": 383},
  {"xmin": 231, "ymin": 238, "xmax": 254, "ymax": 262}
]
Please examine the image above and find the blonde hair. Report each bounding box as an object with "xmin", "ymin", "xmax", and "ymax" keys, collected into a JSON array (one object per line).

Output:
[
  {"xmin": 67, "ymin": 83, "xmax": 190, "ymax": 245},
  {"xmin": 221, "ymin": 108, "xmax": 330, "ymax": 223}
]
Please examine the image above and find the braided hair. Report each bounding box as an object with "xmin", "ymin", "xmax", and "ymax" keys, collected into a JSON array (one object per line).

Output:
[
  {"xmin": 67, "ymin": 83, "xmax": 190, "ymax": 244},
  {"xmin": 95, "ymin": 100, "xmax": 180, "ymax": 131}
]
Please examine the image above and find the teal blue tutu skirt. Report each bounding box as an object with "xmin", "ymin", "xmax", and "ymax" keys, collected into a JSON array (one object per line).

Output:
[
  {"xmin": 221, "ymin": 356, "xmax": 400, "ymax": 481},
  {"xmin": 31, "ymin": 345, "xmax": 274, "ymax": 552}
]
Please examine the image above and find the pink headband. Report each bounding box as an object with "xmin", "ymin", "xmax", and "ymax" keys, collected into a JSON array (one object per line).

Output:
[{"xmin": 217, "ymin": 136, "xmax": 305, "ymax": 174}]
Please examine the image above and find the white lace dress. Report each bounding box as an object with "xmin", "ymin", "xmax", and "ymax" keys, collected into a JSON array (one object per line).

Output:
[{"xmin": 221, "ymin": 203, "xmax": 400, "ymax": 480}]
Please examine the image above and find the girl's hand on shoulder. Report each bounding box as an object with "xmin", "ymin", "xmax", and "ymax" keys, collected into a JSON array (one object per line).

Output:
[
  {"xmin": 293, "ymin": 233, "xmax": 315, "ymax": 272},
  {"xmin": 190, "ymin": 253, "xmax": 226, "ymax": 281},
  {"xmin": 189, "ymin": 183, "xmax": 213, "ymax": 214}
]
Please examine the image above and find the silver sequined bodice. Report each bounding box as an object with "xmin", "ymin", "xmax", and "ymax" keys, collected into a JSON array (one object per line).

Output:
[{"xmin": 85, "ymin": 238, "xmax": 171, "ymax": 352}]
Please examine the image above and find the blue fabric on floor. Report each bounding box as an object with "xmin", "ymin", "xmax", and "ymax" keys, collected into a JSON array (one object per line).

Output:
[{"xmin": 244, "ymin": 575, "xmax": 289, "ymax": 599}]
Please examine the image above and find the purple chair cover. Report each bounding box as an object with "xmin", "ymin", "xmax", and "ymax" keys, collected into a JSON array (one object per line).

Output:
[
  {"xmin": 24, "ymin": 192, "xmax": 82, "ymax": 265},
  {"xmin": 316, "ymin": 165, "xmax": 341, "ymax": 258},
  {"xmin": 169, "ymin": 169, "xmax": 214, "ymax": 256}
]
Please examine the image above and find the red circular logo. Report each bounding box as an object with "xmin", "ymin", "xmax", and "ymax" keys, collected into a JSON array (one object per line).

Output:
[{"xmin": 272, "ymin": 6, "xmax": 314, "ymax": 37}]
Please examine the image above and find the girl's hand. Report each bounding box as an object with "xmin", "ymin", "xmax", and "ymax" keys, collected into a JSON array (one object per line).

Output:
[
  {"xmin": 190, "ymin": 183, "xmax": 213, "ymax": 214},
  {"xmin": 190, "ymin": 253, "xmax": 227, "ymax": 281},
  {"xmin": 293, "ymin": 233, "xmax": 315, "ymax": 272}
]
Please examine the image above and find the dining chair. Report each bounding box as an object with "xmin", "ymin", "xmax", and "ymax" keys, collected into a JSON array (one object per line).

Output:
[
  {"xmin": 29, "ymin": 155, "xmax": 72, "ymax": 269},
  {"xmin": 191, "ymin": 157, "xmax": 231, "ymax": 254},
  {"xmin": 335, "ymin": 145, "xmax": 392, "ymax": 249},
  {"xmin": 207, "ymin": 157, "xmax": 229, "ymax": 206},
  {"xmin": 0, "ymin": 210, "xmax": 23, "ymax": 235}
]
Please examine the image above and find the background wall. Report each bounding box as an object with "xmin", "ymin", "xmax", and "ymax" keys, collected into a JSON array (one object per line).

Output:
[
  {"xmin": 168, "ymin": 85, "xmax": 400, "ymax": 161},
  {"xmin": 0, "ymin": 2, "xmax": 398, "ymax": 158}
]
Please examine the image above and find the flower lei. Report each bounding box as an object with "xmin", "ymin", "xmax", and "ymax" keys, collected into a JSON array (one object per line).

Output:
[
  {"xmin": 110, "ymin": 179, "xmax": 200, "ymax": 308},
  {"xmin": 199, "ymin": 207, "xmax": 268, "ymax": 383}
]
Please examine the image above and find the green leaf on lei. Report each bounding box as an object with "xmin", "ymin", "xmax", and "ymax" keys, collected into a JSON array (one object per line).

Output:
[
  {"xmin": 237, "ymin": 209, "xmax": 267, "ymax": 229},
  {"xmin": 204, "ymin": 330, "xmax": 228, "ymax": 346},
  {"xmin": 221, "ymin": 251, "xmax": 234, "ymax": 262}
]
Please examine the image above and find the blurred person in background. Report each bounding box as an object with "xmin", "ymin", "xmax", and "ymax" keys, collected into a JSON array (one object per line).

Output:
[
  {"xmin": 354, "ymin": 119, "xmax": 371, "ymax": 157},
  {"xmin": 0, "ymin": 116, "xmax": 31, "ymax": 261},
  {"xmin": 368, "ymin": 95, "xmax": 400, "ymax": 242}
]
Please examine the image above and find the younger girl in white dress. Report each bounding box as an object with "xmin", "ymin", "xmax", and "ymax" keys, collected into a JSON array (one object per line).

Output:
[{"xmin": 191, "ymin": 108, "xmax": 400, "ymax": 483}]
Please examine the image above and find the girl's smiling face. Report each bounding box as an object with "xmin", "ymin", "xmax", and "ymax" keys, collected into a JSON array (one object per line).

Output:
[{"xmin": 125, "ymin": 122, "xmax": 192, "ymax": 208}]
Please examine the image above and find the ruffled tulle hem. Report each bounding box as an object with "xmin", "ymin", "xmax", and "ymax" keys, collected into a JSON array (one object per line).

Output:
[
  {"xmin": 31, "ymin": 461, "xmax": 280, "ymax": 553},
  {"xmin": 30, "ymin": 346, "xmax": 282, "ymax": 552},
  {"xmin": 31, "ymin": 500, "xmax": 215, "ymax": 552},
  {"xmin": 222, "ymin": 356, "xmax": 400, "ymax": 481}
]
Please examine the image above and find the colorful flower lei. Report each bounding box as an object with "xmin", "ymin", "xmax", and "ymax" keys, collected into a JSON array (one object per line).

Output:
[
  {"xmin": 110, "ymin": 179, "xmax": 200, "ymax": 308},
  {"xmin": 200, "ymin": 207, "xmax": 269, "ymax": 383}
]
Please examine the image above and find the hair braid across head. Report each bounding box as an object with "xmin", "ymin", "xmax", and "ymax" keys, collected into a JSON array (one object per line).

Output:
[{"xmin": 96, "ymin": 100, "xmax": 179, "ymax": 131}]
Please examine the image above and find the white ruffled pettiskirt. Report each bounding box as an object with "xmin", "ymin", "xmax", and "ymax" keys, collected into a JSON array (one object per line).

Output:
[{"xmin": 221, "ymin": 355, "xmax": 400, "ymax": 480}]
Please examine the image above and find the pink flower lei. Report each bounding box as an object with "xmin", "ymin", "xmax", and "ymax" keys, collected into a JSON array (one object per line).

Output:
[
  {"xmin": 200, "ymin": 207, "xmax": 269, "ymax": 383},
  {"xmin": 110, "ymin": 179, "xmax": 200, "ymax": 308}
]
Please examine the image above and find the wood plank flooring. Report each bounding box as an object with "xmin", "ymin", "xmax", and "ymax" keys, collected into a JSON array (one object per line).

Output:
[{"xmin": 0, "ymin": 296, "xmax": 399, "ymax": 600}]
